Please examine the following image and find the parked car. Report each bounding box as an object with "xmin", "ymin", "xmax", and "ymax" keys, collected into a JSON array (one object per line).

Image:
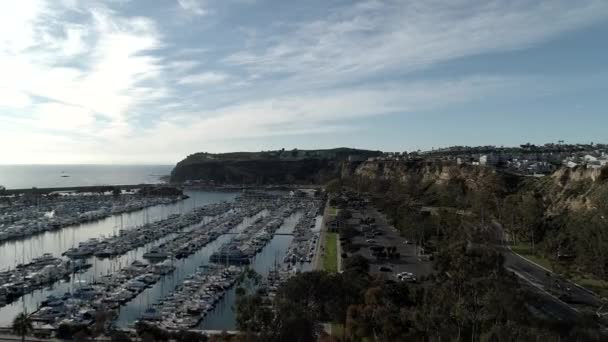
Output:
[{"xmin": 396, "ymin": 271, "xmax": 417, "ymax": 282}]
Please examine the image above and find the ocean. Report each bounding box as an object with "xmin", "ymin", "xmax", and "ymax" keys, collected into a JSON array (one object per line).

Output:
[{"xmin": 0, "ymin": 164, "xmax": 174, "ymax": 189}]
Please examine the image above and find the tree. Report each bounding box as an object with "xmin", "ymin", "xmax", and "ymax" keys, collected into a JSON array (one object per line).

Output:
[
  {"xmin": 112, "ymin": 187, "xmax": 121, "ymax": 197},
  {"xmin": 236, "ymin": 267, "xmax": 262, "ymax": 295},
  {"xmin": 173, "ymin": 330, "xmax": 208, "ymax": 342},
  {"xmin": 343, "ymin": 255, "xmax": 369, "ymax": 274},
  {"xmin": 56, "ymin": 323, "xmax": 90, "ymax": 341},
  {"xmin": 135, "ymin": 322, "xmax": 169, "ymax": 341},
  {"xmin": 519, "ymin": 192, "xmax": 544, "ymax": 252},
  {"xmin": 110, "ymin": 330, "xmax": 133, "ymax": 342},
  {"xmin": 12, "ymin": 313, "xmax": 32, "ymax": 342}
]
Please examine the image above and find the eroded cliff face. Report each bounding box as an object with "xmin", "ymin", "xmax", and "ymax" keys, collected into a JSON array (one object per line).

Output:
[
  {"xmin": 551, "ymin": 166, "xmax": 604, "ymax": 184},
  {"xmin": 343, "ymin": 160, "xmax": 608, "ymax": 214},
  {"xmin": 343, "ymin": 160, "xmax": 512, "ymax": 193},
  {"xmin": 535, "ymin": 166, "xmax": 608, "ymax": 213}
]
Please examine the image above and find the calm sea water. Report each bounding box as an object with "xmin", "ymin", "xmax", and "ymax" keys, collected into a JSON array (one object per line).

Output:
[{"xmin": 0, "ymin": 164, "xmax": 174, "ymax": 189}]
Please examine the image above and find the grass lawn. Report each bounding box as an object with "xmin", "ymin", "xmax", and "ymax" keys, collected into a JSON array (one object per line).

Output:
[
  {"xmin": 512, "ymin": 242, "xmax": 608, "ymax": 298},
  {"xmin": 331, "ymin": 323, "xmax": 345, "ymax": 339},
  {"xmin": 323, "ymin": 233, "xmax": 338, "ymax": 273},
  {"xmin": 573, "ymin": 275, "xmax": 608, "ymax": 298}
]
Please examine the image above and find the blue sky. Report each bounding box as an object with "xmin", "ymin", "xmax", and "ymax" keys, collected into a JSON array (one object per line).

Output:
[{"xmin": 0, "ymin": 0, "xmax": 607, "ymax": 164}]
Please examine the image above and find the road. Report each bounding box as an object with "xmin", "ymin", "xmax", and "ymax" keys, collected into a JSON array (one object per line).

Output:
[{"xmin": 491, "ymin": 221, "xmax": 605, "ymax": 322}]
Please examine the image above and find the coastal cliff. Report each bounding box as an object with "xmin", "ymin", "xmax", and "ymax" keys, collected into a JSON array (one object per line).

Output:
[
  {"xmin": 170, "ymin": 148, "xmax": 381, "ymax": 185},
  {"xmin": 347, "ymin": 159, "xmax": 608, "ymax": 216},
  {"xmin": 171, "ymin": 147, "xmax": 608, "ymax": 213}
]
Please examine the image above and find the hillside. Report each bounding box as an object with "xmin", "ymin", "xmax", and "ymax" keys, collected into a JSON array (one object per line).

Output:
[
  {"xmin": 344, "ymin": 159, "xmax": 608, "ymax": 212},
  {"xmin": 339, "ymin": 159, "xmax": 608, "ymax": 294},
  {"xmin": 170, "ymin": 148, "xmax": 381, "ymax": 184}
]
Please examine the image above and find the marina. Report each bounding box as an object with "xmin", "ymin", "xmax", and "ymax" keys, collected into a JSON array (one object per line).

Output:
[
  {"xmin": 0, "ymin": 196, "xmax": 273, "ymax": 311},
  {"xmin": 60, "ymin": 202, "xmax": 235, "ymax": 259},
  {"xmin": 0, "ymin": 192, "xmax": 186, "ymax": 244},
  {"xmin": 0, "ymin": 190, "xmax": 238, "ymax": 327},
  {"xmin": 0, "ymin": 190, "xmax": 238, "ymax": 272},
  {"xmin": 139, "ymin": 265, "xmax": 242, "ymax": 330},
  {"xmin": 0, "ymin": 254, "xmax": 91, "ymax": 308},
  {"xmin": 0, "ymin": 189, "xmax": 324, "ymax": 333}
]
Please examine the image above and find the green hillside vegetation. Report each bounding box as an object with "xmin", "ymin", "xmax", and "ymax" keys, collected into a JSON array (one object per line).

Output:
[
  {"xmin": 224, "ymin": 162, "xmax": 608, "ymax": 341},
  {"xmin": 170, "ymin": 148, "xmax": 381, "ymax": 184}
]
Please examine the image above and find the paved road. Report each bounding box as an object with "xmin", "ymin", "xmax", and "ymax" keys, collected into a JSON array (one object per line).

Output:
[
  {"xmin": 502, "ymin": 246, "xmax": 603, "ymax": 309},
  {"xmin": 491, "ymin": 222, "xmax": 605, "ymax": 322}
]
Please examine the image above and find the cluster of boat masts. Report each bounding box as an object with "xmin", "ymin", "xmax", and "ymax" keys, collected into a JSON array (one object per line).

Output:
[
  {"xmin": 7, "ymin": 193, "xmax": 322, "ymax": 332},
  {"xmin": 283, "ymin": 203, "xmax": 321, "ymax": 264},
  {"xmin": 0, "ymin": 197, "xmax": 268, "ymax": 311},
  {"xmin": 0, "ymin": 192, "xmax": 185, "ymax": 243},
  {"xmin": 140, "ymin": 265, "xmax": 241, "ymax": 330},
  {"xmin": 141, "ymin": 201, "xmax": 275, "ymax": 261},
  {"xmin": 30, "ymin": 259, "xmax": 176, "ymax": 324},
  {"xmin": 209, "ymin": 209, "xmax": 291, "ymax": 264},
  {"xmin": 139, "ymin": 199, "xmax": 323, "ymax": 330},
  {"xmin": 0, "ymin": 254, "xmax": 91, "ymax": 307},
  {"xmin": 261, "ymin": 202, "xmax": 323, "ymax": 303},
  {"xmin": 61, "ymin": 202, "xmax": 236, "ymax": 259}
]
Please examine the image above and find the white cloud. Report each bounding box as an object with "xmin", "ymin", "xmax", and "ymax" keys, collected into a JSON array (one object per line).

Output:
[
  {"xmin": 0, "ymin": 1, "xmax": 166, "ymax": 142},
  {"xmin": 225, "ymin": 0, "xmax": 608, "ymax": 89},
  {"xmin": 177, "ymin": 0, "xmax": 208, "ymax": 16},
  {"xmin": 178, "ymin": 71, "xmax": 229, "ymax": 85},
  {"xmin": 1, "ymin": 0, "xmax": 607, "ymax": 164},
  {"xmin": 34, "ymin": 102, "xmax": 96, "ymax": 131},
  {"xmin": 0, "ymin": 89, "xmax": 31, "ymax": 108},
  {"xmin": 99, "ymin": 75, "xmax": 527, "ymax": 160}
]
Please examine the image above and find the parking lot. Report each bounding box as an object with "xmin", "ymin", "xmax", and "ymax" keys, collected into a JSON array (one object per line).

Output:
[{"xmin": 344, "ymin": 207, "xmax": 433, "ymax": 282}]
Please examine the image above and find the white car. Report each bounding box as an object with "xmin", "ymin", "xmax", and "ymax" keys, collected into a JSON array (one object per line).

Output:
[{"xmin": 396, "ymin": 272, "xmax": 416, "ymax": 282}]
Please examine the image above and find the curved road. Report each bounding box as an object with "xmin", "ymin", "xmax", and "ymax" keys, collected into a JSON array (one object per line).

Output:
[{"xmin": 492, "ymin": 221, "xmax": 605, "ymax": 323}]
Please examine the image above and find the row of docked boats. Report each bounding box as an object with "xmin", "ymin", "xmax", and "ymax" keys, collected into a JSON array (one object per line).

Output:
[
  {"xmin": 25, "ymin": 195, "xmax": 283, "ymax": 330},
  {"xmin": 136, "ymin": 198, "xmax": 309, "ymax": 330},
  {"xmin": 209, "ymin": 196, "xmax": 319, "ymax": 265},
  {"xmin": 209, "ymin": 212, "xmax": 287, "ymax": 264},
  {"xmin": 0, "ymin": 253, "xmax": 91, "ymax": 308},
  {"xmin": 283, "ymin": 200, "xmax": 323, "ymax": 264},
  {"xmin": 139, "ymin": 265, "xmax": 241, "ymax": 330},
  {"xmin": 0, "ymin": 193, "xmax": 186, "ymax": 243},
  {"xmin": 30, "ymin": 259, "xmax": 176, "ymax": 325},
  {"xmin": 142, "ymin": 200, "xmax": 274, "ymax": 262},
  {"xmin": 258, "ymin": 201, "xmax": 323, "ymax": 303},
  {"xmin": 61, "ymin": 202, "xmax": 235, "ymax": 259}
]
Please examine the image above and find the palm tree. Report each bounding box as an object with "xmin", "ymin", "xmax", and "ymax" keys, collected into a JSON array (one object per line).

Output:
[{"xmin": 12, "ymin": 312, "xmax": 33, "ymax": 342}]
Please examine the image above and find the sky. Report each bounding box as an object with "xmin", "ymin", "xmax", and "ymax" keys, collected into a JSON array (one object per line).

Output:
[{"xmin": 0, "ymin": 0, "xmax": 607, "ymax": 164}]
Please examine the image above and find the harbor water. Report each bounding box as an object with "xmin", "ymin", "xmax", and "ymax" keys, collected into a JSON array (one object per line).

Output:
[
  {"xmin": 0, "ymin": 190, "xmax": 238, "ymax": 327},
  {"xmin": 113, "ymin": 210, "xmax": 276, "ymax": 328},
  {"xmin": 0, "ymin": 190, "xmax": 238, "ymax": 272},
  {"xmin": 0, "ymin": 190, "xmax": 321, "ymax": 330},
  {"xmin": 200, "ymin": 212, "xmax": 305, "ymax": 330}
]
